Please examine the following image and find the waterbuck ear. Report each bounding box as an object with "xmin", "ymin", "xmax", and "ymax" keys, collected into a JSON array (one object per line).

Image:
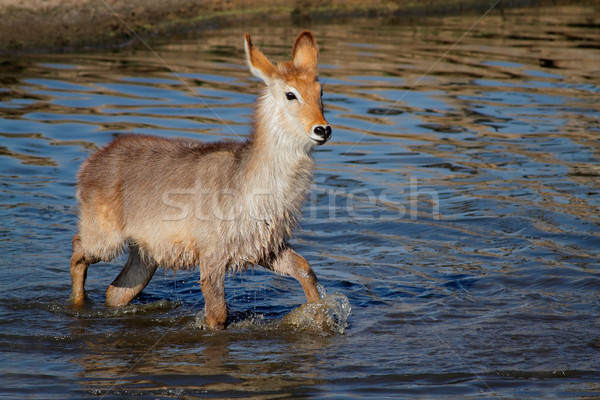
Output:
[
  {"xmin": 245, "ymin": 33, "xmax": 276, "ymax": 84},
  {"xmin": 292, "ymin": 30, "xmax": 318, "ymax": 73}
]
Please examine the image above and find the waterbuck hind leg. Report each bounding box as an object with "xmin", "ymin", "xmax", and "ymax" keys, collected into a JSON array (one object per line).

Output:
[
  {"xmin": 70, "ymin": 234, "xmax": 96, "ymax": 306},
  {"xmin": 200, "ymin": 267, "xmax": 228, "ymax": 330},
  {"xmin": 266, "ymin": 248, "xmax": 321, "ymax": 303},
  {"xmin": 106, "ymin": 245, "xmax": 158, "ymax": 307}
]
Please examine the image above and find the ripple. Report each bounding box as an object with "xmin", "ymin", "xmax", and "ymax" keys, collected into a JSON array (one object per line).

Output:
[{"xmin": 1, "ymin": 7, "xmax": 600, "ymax": 399}]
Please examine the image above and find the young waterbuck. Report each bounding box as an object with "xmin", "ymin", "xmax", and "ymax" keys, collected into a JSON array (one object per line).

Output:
[{"xmin": 69, "ymin": 31, "xmax": 332, "ymax": 329}]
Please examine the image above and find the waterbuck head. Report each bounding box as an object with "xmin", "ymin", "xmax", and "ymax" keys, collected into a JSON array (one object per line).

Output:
[{"xmin": 245, "ymin": 31, "xmax": 331, "ymax": 147}]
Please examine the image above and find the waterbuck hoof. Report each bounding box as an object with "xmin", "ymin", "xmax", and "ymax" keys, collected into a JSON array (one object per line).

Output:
[
  {"xmin": 205, "ymin": 316, "xmax": 227, "ymax": 331},
  {"xmin": 211, "ymin": 322, "xmax": 226, "ymax": 331},
  {"xmin": 207, "ymin": 319, "xmax": 227, "ymax": 330}
]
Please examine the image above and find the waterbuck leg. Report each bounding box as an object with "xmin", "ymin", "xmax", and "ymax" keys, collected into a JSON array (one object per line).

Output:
[
  {"xmin": 200, "ymin": 267, "xmax": 228, "ymax": 330},
  {"xmin": 70, "ymin": 234, "xmax": 97, "ymax": 306},
  {"xmin": 266, "ymin": 248, "xmax": 320, "ymax": 303},
  {"xmin": 106, "ymin": 245, "xmax": 158, "ymax": 307}
]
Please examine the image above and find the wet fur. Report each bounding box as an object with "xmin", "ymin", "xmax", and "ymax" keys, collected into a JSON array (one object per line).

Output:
[
  {"xmin": 76, "ymin": 130, "xmax": 314, "ymax": 265},
  {"xmin": 70, "ymin": 31, "xmax": 328, "ymax": 330}
]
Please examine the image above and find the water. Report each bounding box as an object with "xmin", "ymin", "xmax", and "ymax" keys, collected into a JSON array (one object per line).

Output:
[{"xmin": 1, "ymin": 5, "xmax": 600, "ymax": 399}]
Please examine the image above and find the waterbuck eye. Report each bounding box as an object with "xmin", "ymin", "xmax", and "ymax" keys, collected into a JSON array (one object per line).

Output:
[{"xmin": 285, "ymin": 92, "xmax": 297, "ymax": 101}]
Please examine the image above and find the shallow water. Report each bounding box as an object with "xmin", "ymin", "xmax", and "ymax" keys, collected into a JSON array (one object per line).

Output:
[{"xmin": 1, "ymin": 4, "xmax": 600, "ymax": 399}]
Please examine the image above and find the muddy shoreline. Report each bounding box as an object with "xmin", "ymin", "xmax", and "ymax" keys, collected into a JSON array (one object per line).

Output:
[{"xmin": 2, "ymin": 0, "xmax": 596, "ymax": 55}]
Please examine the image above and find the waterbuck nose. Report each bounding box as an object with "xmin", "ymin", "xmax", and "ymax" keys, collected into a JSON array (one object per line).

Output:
[{"xmin": 313, "ymin": 125, "xmax": 332, "ymax": 143}]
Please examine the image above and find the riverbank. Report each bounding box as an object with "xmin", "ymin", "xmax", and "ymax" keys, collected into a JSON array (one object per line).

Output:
[{"xmin": 2, "ymin": 0, "xmax": 595, "ymax": 54}]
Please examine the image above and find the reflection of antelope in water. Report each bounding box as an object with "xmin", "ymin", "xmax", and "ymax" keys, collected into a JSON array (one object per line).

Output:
[{"xmin": 69, "ymin": 31, "xmax": 332, "ymax": 329}]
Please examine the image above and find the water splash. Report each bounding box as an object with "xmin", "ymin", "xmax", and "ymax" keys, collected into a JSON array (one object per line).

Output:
[
  {"xmin": 64, "ymin": 299, "xmax": 181, "ymax": 319},
  {"xmin": 281, "ymin": 284, "xmax": 351, "ymax": 334},
  {"xmin": 195, "ymin": 284, "xmax": 351, "ymax": 334}
]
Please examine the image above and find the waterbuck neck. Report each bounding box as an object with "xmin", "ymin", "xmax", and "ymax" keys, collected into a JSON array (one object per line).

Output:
[{"xmin": 240, "ymin": 92, "xmax": 315, "ymax": 208}]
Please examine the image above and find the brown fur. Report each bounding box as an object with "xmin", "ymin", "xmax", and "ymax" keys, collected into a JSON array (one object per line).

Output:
[{"xmin": 69, "ymin": 31, "xmax": 331, "ymax": 330}]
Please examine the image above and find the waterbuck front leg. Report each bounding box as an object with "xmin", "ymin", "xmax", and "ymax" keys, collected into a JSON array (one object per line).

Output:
[
  {"xmin": 200, "ymin": 266, "xmax": 228, "ymax": 330},
  {"xmin": 265, "ymin": 248, "xmax": 321, "ymax": 303},
  {"xmin": 105, "ymin": 244, "xmax": 158, "ymax": 307}
]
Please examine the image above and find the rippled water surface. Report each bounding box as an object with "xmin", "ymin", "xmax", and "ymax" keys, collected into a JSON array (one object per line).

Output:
[{"xmin": 1, "ymin": 5, "xmax": 600, "ymax": 399}]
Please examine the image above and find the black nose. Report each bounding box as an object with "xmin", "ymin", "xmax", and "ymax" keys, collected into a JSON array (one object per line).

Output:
[{"xmin": 313, "ymin": 125, "xmax": 332, "ymax": 142}]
